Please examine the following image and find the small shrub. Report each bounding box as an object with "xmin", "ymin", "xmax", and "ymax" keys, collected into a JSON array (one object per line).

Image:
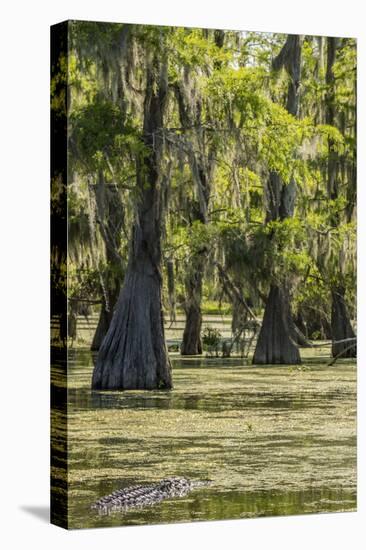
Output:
[{"xmin": 202, "ymin": 326, "xmax": 222, "ymax": 357}]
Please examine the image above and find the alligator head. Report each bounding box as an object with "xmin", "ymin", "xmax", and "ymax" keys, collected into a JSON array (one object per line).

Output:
[{"xmin": 157, "ymin": 477, "xmax": 191, "ymax": 495}]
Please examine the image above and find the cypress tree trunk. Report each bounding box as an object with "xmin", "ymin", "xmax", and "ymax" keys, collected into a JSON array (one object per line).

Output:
[
  {"xmin": 325, "ymin": 38, "xmax": 356, "ymax": 358},
  {"xmin": 179, "ymin": 176, "xmax": 209, "ymax": 356},
  {"xmin": 92, "ymin": 56, "xmax": 172, "ymax": 390},
  {"xmin": 176, "ymin": 30, "xmax": 224, "ymax": 356},
  {"xmin": 289, "ymin": 314, "xmax": 311, "ymax": 347},
  {"xmin": 253, "ymin": 285, "xmax": 301, "ymax": 364},
  {"xmin": 91, "ymin": 179, "xmax": 123, "ymax": 351},
  {"xmin": 331, "ymin": 287, "xmax": 356, "ymax": 358},
  {"xmin": 253, "ymin": 175, "xmax": 301, "ymax": 364},
  {"xmin": 296, "ymin": 307, "xmax": 332, "ymax": 340},
  {"xmin": 166, "ymin": 257, "xmax": 176, "ymax": 323},
  {"xmin": 91, "ymin": 284, "xmax": 120, "ymax": 351},
  {"xmin": 253, "ymin": 35, "xmax": 302, "ymax": 365},
  {"xmin": 174, "ymin": 86, "xmax": 210, "ymax": 356},
  {"xmin": 181, "ymin": 257, "xmax": 204, "ymax": 355},
  {"xmin": 92, "ymin": 241, "xmax": 172, "ymax": 389},
  {"xmin": 91, "ymin": 306, "xmax": 110, "ymax": 352},
  {"xmin": 325, "ymin": 38, "xmax": 340, "ymax": 210}
]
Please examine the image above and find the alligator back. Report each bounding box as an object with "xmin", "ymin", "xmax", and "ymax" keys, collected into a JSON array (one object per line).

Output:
[{"xmin": 91, "ymin": 477, "xmax": 210, "ymax": 513}]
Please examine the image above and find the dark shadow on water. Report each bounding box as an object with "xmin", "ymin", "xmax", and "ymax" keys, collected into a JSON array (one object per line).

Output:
[{"xmin": 20, "ymin": 505, "xmax": 50, "ymax": 523}]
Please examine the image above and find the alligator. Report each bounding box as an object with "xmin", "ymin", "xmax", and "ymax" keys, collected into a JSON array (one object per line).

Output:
[{"xmin": 91, "ymin": 477, "xmax": 211, "ymax": 514}]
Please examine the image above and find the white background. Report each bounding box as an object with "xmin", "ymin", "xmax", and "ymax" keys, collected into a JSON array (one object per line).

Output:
[{"xmin": 0, "ymin": 0, "xmax": 365, "ymax": 548}]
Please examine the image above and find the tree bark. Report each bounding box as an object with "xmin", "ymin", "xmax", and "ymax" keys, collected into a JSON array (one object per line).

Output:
[
  {"xmin": 331, "ymin": 287, "xmax": 356, "ymax": 358},
  {"xmin": 255, "ymin": 170, "xmax": 301, "ymax": 363},
  {"xmin": 174, "ymin": 83, "xmax": 210, "ymax": 356},
  {"xmin": 301, "ymin": 307, "xmax": 332, "ymax": 340},
  {"xmin": 326, "ymin": 37, "xmax": 340, "ymax": 213},
  {"xmin": 253, "ymin": 34, "xmax": 302, "ymax": 365},
  {"xmin": 166, "ymin": 257, "xmax": 176, "ymax": 323},
  {"xmin": 91, "ymin": 178, "xmax": 124, "ymax": 351},
  {"xmin": 253, "ymin": 284, "xmax": 301, "ymax": 364},
  {"xmin": 181, "ymin": 256, "xmax": 204, "ymax": 355},
  {"xmin": 176, "ymin": 30, "xmax": 224, "ymax": 356},
  {"xmin": 179, "ymin": 172, "xmax": 209, "ymax": 356},
  {"xmin": 92, "ymin": 55, "xmax": 172, "ymax": 390},
  {"xmin": 91, "ymin": 307, "xmax": 110, "ymax": 351},
  {"xmin": 325, "ymin": 38, "xmax": 356, "ymax": 358},
  {"xmin": 91, "ymin": 284, "xmax": 120, "ymax": 351},
  {"xmin": 289, "ymin": 315, "xmax": 311, "ymax": 347}
]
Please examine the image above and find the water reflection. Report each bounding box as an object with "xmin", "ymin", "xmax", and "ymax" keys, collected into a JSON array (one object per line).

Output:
[{"xmin": 52, "ymin": 349, "xmax": 357, "ymax": 529}]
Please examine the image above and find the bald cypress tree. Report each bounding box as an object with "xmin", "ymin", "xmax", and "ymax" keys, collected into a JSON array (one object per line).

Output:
[
  {"xmin": 325, "ymin": 38, "xmax": 356, "ymax": 359},
  {"xmin": 253, "ymin": 35, "xmax": 302, "ymax": 365},
  {"xmin": 92, "ymin": 41, "xmax": 172, "ymax": 390}
]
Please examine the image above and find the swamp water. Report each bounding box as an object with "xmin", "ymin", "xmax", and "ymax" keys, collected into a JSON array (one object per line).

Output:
[{"xmin": 52, "ymin": 349, "xmax": 356, "ymax": 529}]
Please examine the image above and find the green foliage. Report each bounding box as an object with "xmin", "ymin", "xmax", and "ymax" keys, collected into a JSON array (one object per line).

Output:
[
  {"xmin": 201, "ymin": 301, "xmax": 232, "ymax": 315},
  {"xmin": 206, "ymin": 67, "xmax": 315, "ymax": 183},
  {"xmin": 65, "ymin": 24, "xmax": 356, "ymax": 337},
  {"xmin": 70, "ymin": 98, "xmax": 143, "ymax": 176},
  {"xmin": 202, "ymin": 326, "xmax": 222, "ymax": 356},
  {"xmin": 168, "ymin": 28, "xmax": 231, "ymax": 81},
  {"xmin": 67, "ymin": 264, "xmax": 100, "ymax": 300},
  {"xmin": 71, "ymin": 100, "xmax": 121, "ymax": 157}
]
